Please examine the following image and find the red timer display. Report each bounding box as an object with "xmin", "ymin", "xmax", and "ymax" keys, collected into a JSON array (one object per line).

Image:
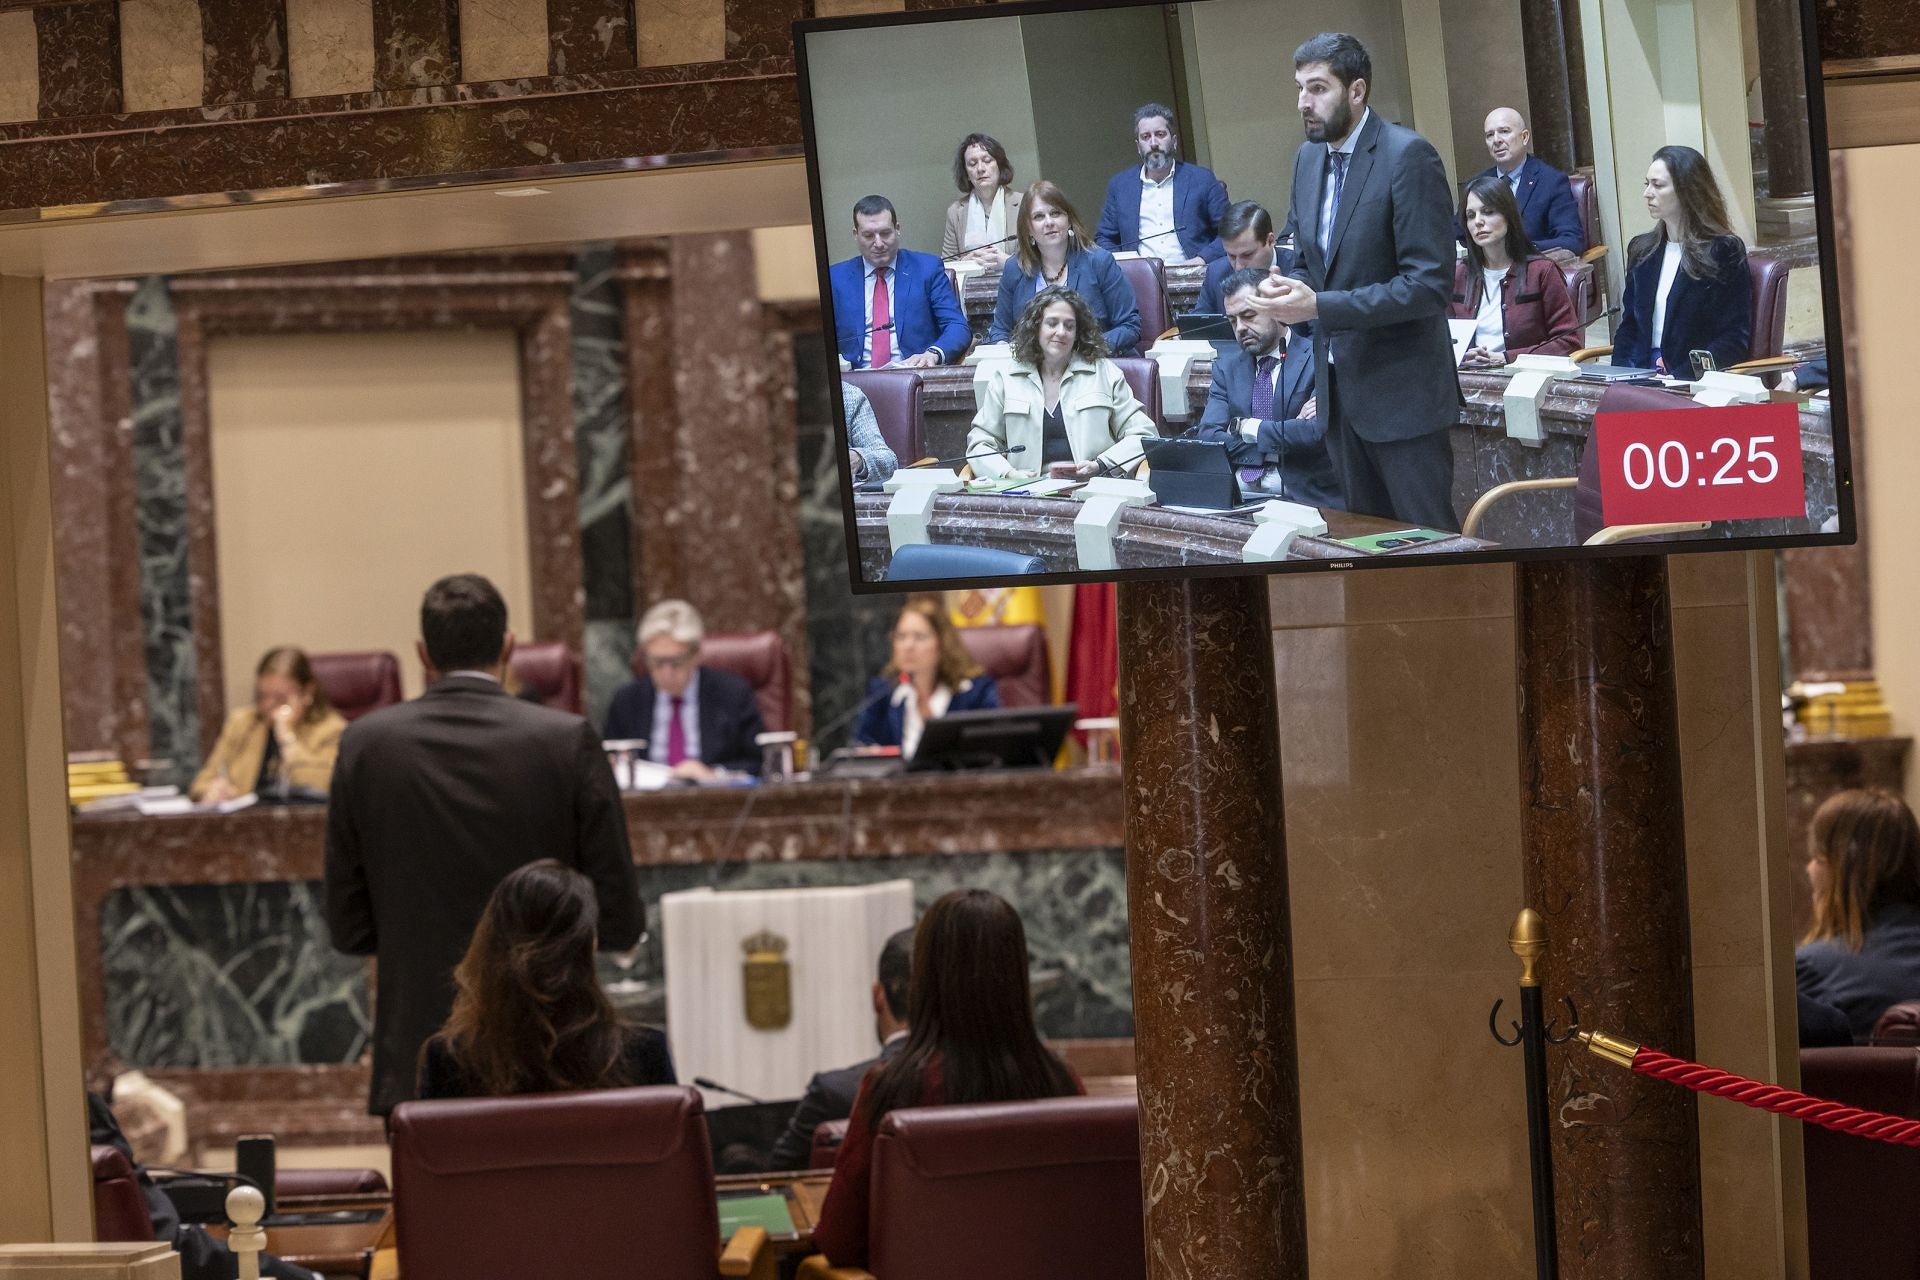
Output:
[{"xmin": 1594, "ymin": 401, "xmax": 1807, "ymax": 528}]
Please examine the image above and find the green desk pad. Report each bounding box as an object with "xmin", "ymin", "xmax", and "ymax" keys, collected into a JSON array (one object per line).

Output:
[{"xmin": 717, "ymin": 1191, "xmax": 796, "ymax": 1238}]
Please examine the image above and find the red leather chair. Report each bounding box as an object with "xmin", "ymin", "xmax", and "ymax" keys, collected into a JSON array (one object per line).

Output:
[
  {"xmin": 810, "ymin": 1117, "xmax": 850, "ymax": 1171},
  {"xmin": 957, "ymin": 624, "xmax": 1052, "ymax": 709},
  {"xmin": 842, "ymin": 369, "xmax": 927, "ymax": 468},
  {"xmin": 507, "ymin": 642, "xmax": 582, "ymax": 715},
  {"xmin": 1746, "ymin": 252, "xmax": 1791, "ymax": 363},
  {"xmin": 1566, "ymin": 169, "xmax": 1608, "ymax": 326},
  {"xmin": 92, "ymin": 1144, "xmax": 155, "ymax": 1243},
  {"xmin": 392, "ymin": 1085, "xmax": 772, "ymax": 1280},
  {"xmin": 800, "ymin": 1096, "xmax": 1145, "ymax": 1280},
  {"xmin": 309, "ymin": 650, "xmax": 403, "ymax": 720},
  {"xmin": 1108, "ymin": 355, "xmax": 1165, "ymax": 435},
  {"xmin": 690, "ymin": 631, "xmax": 792, "ymax": 734},
  {"xmin": 1873, "ymin": 1000, "xmax": 1920, "ymax": 1045},
  {"xmin": 1799, "ymin": 1047, "xmax": 1920, "ymax": 1278},
  {"xmin": 1114, "ymin": 256, "xmax": 1170, "ymax": 349}
]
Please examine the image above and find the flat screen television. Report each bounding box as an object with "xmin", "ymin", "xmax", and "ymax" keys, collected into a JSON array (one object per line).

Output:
[{"xmin": 793, "ymin": 0, "xmax": 1851, "ymax": 591}]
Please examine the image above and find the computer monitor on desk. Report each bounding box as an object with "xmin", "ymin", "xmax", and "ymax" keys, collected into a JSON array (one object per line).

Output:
[{"xmin": 908, "ymin": 706, "xmax": 1077, "ymax": 772}]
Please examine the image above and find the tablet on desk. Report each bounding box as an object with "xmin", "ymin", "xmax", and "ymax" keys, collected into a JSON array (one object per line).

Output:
[{"xmin": 1174, "ymin": 312, "xmax": 1233, "ymax": 341}]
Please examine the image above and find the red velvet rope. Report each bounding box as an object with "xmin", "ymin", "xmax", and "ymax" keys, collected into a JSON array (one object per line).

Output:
[{"xmin": 1632, "ymin": 1046, "xmax": 1920, "ymax": 1146}]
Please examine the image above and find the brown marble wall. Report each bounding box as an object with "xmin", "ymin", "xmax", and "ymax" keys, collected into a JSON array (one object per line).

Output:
[
  {"xmin": 724, "ymin": 0, "xmax": 805, "ymax": 60},
  {"xmin": 33, "ymin": 1, "xmax": 120, "ymax": 118},
  {"xmin": 547, "ymin": 0, "xmax": 636, "ymax": 74},
  {"xmin": 372, "ymin": 0, "xmax": 461, "ymax": 88},
  {"xmin": 1818, "ymin": 0, "xmax": 1920, "ymax": 61},
  {"xmin": 198, "ymin": 0, "xmax": 291, "ymax": 104}
]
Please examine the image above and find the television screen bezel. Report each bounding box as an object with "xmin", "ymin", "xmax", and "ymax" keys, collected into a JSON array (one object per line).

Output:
[{"xmin": 792, "ymin": 0, "xmax": 1854, "ymax": 595}]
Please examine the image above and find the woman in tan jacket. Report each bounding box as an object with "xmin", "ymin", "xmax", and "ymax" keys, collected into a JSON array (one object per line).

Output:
[
  {"xmin": 190, "ymin": 646, "xmax": 347, "ymax": 802},
  {"xmin": 940, "ymin": 133, "xmax": 1022, "ymax": 270},
  {"xmin": 967, "ymin": 286, "xmax": 1157, "ymax": 480}
]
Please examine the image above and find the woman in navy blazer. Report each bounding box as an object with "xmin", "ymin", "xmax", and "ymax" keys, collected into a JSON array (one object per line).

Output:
[
  {"xmin": 988, "ymin": 180, "xmax": 1141, "ymax": 356},
  {"xmin": 852, "ymin": 597, "xmax": 999, "ymax": 755},
  {"xmin": 1610, "ymin": 146, "xmax": 1752, "ymax": 377}
]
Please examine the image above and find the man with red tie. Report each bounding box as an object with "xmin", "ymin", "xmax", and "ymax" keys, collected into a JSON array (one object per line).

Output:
[
  {"xmin": 829, "ymin": 195, "xmax": 972, "ymax": 370},
  {"xmin": 602, "ymin": 599, "xmax": 765, "ymax": 778}
]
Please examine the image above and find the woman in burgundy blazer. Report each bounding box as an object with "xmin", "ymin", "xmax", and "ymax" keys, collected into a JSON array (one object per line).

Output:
[{"xmin": 1449, "ymin": 174, "xmax": 1584, "ymax": 364}]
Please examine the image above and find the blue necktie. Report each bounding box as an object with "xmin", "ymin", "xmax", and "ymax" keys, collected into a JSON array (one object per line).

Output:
[{"xmin": 1319, "ymin": 151, "xmax": 1349, "ymax": 257}]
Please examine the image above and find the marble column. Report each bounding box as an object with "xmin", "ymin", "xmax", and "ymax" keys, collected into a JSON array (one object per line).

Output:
[
  {"xmin": 372, "ymin": 0, "xmax": 460, "ymax": 89},
  {"xmin": 1515, "ymin": 558, "xmax": 1703, "ymax": 1280},
  {"xmin": 1754, "ymin": 0, "xmax": 1811, "ymax": 198},
  {"xmin": 1518, "ymin": 0, "xmax": 1579, "ymax": 174},
  {"xmin": 197, "ymin": 0, "xmax": 290, "ymax": 105},
  {"xmin": 548, "ymin": 0, "xmax": 637, "ymax": 74},
  {"xmin": 1117, "ymin": 576, "xmax": 1306, "ymax": 1280},
  {"xmin": 35, "ymin": 2, "xmax": 122, "ymax": 118}
]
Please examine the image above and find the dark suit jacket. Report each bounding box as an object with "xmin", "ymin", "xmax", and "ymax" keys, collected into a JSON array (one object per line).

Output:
[
  {"xmin": 1460, "ymin": 157, "xmax": 1586, "ymax": 255},
  {"xmin": 323, "ymin": 676, "xmax": 644, "ymax": 1116},
  {"xmin": 830, "ymin": 249, "xmax": 971, "ymax": 368},
  {"xmin": 1288, "ymin": 111, "xmax": 1458, "ymax": 444},
  {"xmin": 1194, "ymin": 333, "xmax": 1339, "ymax": 507},
  {"xmin": 765, "ymin": 1036, "xmax": 906, "ymax": 1170},
  {"xmin": 1095, "ymin": 162, "xmax": 1229, "ymax": 261},
  {"xmin": 1447, "ymin": 256, "xmax": 1584, "ymax": 357},
  {"xmin": 852, "ymin": 675, "xmax": 1000, "ymax": 750},
  {"xmin": 1611, "ymin": 234, "xmax": 1752, "ymax": 375},
  {"xmin": 1192, "ymin": 243, "xmax": 1299, "ymax": 316},
  {"xmin": 417, "ymin": 1024, "xmax": 675, "ymax": 1099},
  {"xmin": 987, "ymin": 247, "xmax": 1142, "ymax": 355},
  {"xmin": 602, "ymin": 665, "xmax": 766, "ymax": 775}
]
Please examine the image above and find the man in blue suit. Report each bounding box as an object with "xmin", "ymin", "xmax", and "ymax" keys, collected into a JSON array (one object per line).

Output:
[
  {"xmin": 1095, "ymin": 104, "xmax": 1229, "ymax": 265},
  {"xmin": 1194, "ymin": 268, "xmax": 1338, "ymax": 507},
  {"xmin": 1463, "ymin": 108, "xmax": 1585, "ymax": 255},
  {"xmin": 1193, "ymin": 200, "xmax": 1297, "ymax": 316},
  {"xmin": 830, "ymin": 195, "xmax": 971, "ymax": 369}
]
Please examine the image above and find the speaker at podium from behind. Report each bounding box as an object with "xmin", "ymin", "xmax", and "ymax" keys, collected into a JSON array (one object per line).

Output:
[{"xmin": 765, "ymin": 925, "xmax": 915, "ymax": 1170}]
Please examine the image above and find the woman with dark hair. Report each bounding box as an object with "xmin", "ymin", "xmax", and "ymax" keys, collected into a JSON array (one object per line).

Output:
[
  {"xmin": 987, "ymin": 180, "xmax": 1141, "ymax": 355},
  {"xmin": 1796, "ymin": 789, "xmax": 1920, "ymax": 1043},
  {"xmin": 969, "ymin": 286, "xmax": 1156, "ymax": 482},
  {"xmin": 810, "ymin": 888, "xmax": 1081, "ymax": 1267},
  {"xmin": 941, "ymin": 133, "xmax": 1022, "ymax": 270},
  {"xmin": 1610, "ymin": 144, "xmax": 1752, "ymax": 376},
  {"xmin": 417, "ymin": 859, "xmax": 673, "ymax": 1098},
  {"xmin": 1447, "ymin": 174, "xmax": 1583, "ymax": 367},
  {"xmin": 190, "ymin": 646, "xmax": 346, "ymax": 802},
  {"xmin": 852, "ymin": 597, "xmax": 999, "ymax": 756}
]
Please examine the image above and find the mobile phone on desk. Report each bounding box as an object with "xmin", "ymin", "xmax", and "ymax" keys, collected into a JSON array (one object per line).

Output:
[
  {"xmin": 1689, "ymin": 349, "xmax": 1717, "ymax": 380},
  {"xmin": 235, "ymin": 1134, "xmax": 275, "ymax": 1218}
]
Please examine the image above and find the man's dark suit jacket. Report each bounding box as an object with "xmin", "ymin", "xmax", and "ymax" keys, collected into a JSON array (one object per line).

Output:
[
  {"xmin": 1095, "ymin": 162, "xmax": 1229, "ymax": 262},
  {"xmin": 1194, "ymin": 332, "xmax": 1339, "ymax": 508},
  {"xmin": 765, "ymin": 1036, "xmax": 906, "ymax": 1170},
  {"xmin": 1287, "ymin": 110, "xmax": 1458, "ymax": 445},
  {"xmin": 602, "ymin": 665, "xmax": 766, "ymax": 776},
  {"xmin": 323, "ymin": 675, "xmax": 644, "ymax": 1116},
  {"xmin": 1193, "ymin": 242, "xmax": 1299, "ymax": 317},
  {"xmin": 1461, "ymin": 156, "xmax": 1586, "ymax": 255},
  {"xmin": 1611, "ymin": 234, "xmax": 1753, "ymax": 375},
  {"xmin": 829, "ymin": 249, "xmax": 971, "ymax": 369}
]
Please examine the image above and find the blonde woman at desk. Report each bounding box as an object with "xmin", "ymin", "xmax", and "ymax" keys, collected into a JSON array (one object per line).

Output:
[
  {"xmin": 190, "ymin": 646, "xmax": 346, "ymax": 803},
  {"xmin": 968, "ymin": 286, "xmax": 1155, "ymax": 481}
]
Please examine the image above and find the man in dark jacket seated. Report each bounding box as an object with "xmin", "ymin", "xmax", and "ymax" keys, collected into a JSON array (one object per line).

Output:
[
  {"xmin": 89, "ymin": 1093, "xmax": 319, "ymax": 1280},
  {"xmin": 603, "ymin": 599, "xmax": 765, "ymax": 778},
  {"xmin": 1193, "ymin": 268, "xmax": 1340, "ymax": 508},
  {"xmin": 765, "ymin": 926, "xmax": 915, "ymax": 1170}
]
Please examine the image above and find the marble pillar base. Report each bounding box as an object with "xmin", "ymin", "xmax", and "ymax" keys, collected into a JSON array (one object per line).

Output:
[{"xmin": 1757, "ymin": 194, "xmax": 1818, "ymax": 243}]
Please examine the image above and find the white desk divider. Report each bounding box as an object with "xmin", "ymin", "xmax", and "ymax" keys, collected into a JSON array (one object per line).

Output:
[
  {"xmin": 947, "ymin": 258, "xmax": 985, "ymax": 286},
  {"xmin": 1689, "ymin": 369, "xmax": 1769, "ymax": 406},
  {"xmin": 1241, "ymin": 499, "xmax": 1330, "ymax": 562},
  {"xmin": 883, "ymin": 467, "xmax": 963, "ymax": 551},
  {"xmin": 963, "ymin": 340, "xmax": 1013, "ymax": 368},
  {"xmin": 1501, "ymin": 353, "xmax": 1581, "ymax": 447},
  {"xmin": 1073, "ymin": 476, "xmax": 1156, "ymax": 572},
  {"xmin": 1143, "ymin": 339, "xmax": 1216, "ymax": 424}
]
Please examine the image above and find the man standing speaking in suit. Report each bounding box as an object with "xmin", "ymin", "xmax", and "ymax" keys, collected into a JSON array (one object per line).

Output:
[
  {"xmin": 324, "ymin": 574, "xmax": 644, "ymax": 1116},
  {"xmin": 1254, "ymin": 33, "xmax": 1460, "ymax": 530}
]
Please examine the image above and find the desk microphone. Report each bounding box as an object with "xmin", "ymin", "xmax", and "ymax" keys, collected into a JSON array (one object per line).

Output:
[
  {"xmin": 942, "ymin": 235, "xmax": 1016, "ymax": 262},
  {"xmin": 1135, "ymin": 225, "xmax": 1195, "ymax": 250},
  {"xmin": 909, "ymin": 444, "xmax": 1026, "ymax": 470},
  {"xmin": 694, "ymin": 1077, "xmax": 767, "ymax": 1105}
]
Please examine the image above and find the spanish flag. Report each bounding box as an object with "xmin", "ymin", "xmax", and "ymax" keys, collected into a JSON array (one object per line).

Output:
[{"xmin": 947, "ymin": 586, "xmax": 1046, "ymax": 629}]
